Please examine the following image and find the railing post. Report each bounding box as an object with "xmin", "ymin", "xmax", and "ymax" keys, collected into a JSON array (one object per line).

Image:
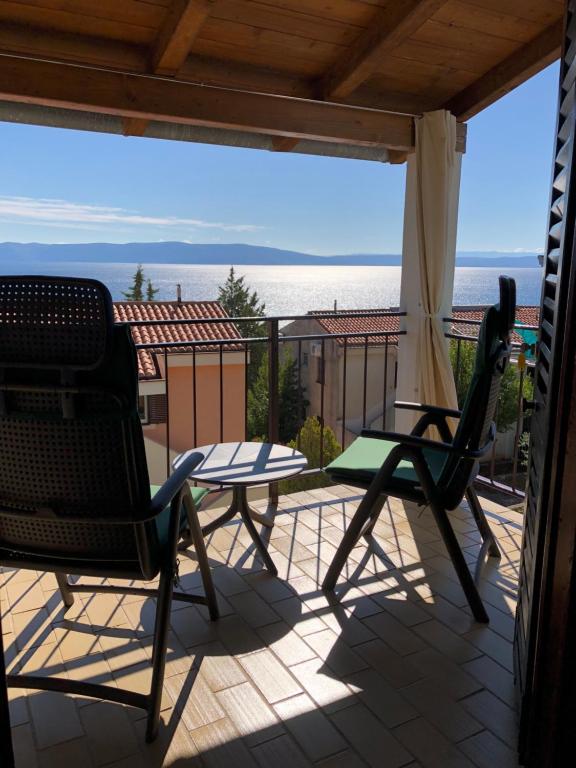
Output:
[{"xmin": 268, "ymin": 318, "xmax": 280, "ymax": 504}]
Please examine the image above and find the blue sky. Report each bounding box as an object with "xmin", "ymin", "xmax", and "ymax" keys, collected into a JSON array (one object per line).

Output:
[{"xmin": 0, "ymin": 62, "xmax": 559, "ymax": 255}]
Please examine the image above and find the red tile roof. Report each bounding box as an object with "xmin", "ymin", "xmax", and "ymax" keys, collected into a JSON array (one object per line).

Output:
[
  {"xmin": 309, "ymin": 310, "xmax": 401, "ymax": 345},
  {"xmin": 113, "ymin": 301, "xmax": 243, "ymax": 380},
  {"xmin": 451, "ymin": 306, "xmax": 539, "ymax": 345},
  {"xmin": 309, "ymin": 306, "xmax": 540, "ymax": 347}
]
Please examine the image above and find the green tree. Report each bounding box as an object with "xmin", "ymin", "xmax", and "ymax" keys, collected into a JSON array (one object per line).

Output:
[
  {"xmin": 279, "ymin": 417, "xmax": 342, "ymax": 493},
  {"xmin": 449, "ymin": 339, "xmax": 533, "ymax": 432},
  {"xmin": 146, "ymin": 278, "xmax": 159, "ymax": 301},
  {"xmin": 218, "ymin": 266, "xmax": 267, "ymax": 387},
  {"xmin": 123, "ymin": 264, "xmax": 145, "ymax": 301},
  {"xmin": 247, "ymin": 348, "xmax": 309, "ymax": 442},
  {"xmin": 123, "ymin": 265, "xmax": 159, "ymax": 301}
]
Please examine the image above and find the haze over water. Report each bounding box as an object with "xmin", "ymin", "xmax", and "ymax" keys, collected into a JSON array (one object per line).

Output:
[{"xmin": 1, "ymin": 262, "xmax": 542, "ymax": 315}]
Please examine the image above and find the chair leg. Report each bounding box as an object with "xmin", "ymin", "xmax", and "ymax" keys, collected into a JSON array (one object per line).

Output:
[
  {"xmin": 428, "ymin": 498, "xmax": 489, "ymax": 623},
  {"xmin": 0, "ymin": 605, "xmax": 15, "ymax": 768},
  {"xmin": 146, "ymin": 568, "xmax": 173, "ymax": 743},
  {"xmin": 362, "ymin": 494, "xmax": 388, "ymax": 538},
  {"xmin": 322, "ymin": 491, "xmax": 378, "ymax": 591},
  {"xmin": 465, "ymin": 486, "xmax": 501, "ymax": 558},
  {"xmin": 183, "ymin": 493, "xmax": 219, "ymax": 621},
  {"xmin": 55, "ymin": 573, "xmax": 75, "ymax": 608}
]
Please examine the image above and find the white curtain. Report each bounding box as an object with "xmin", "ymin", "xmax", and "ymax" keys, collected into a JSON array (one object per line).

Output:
[{"xmin": 414, "ymin": 110, "xmax": 459, "ymax": 417}]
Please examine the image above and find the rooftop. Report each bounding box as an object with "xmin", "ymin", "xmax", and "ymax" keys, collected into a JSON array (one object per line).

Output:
[
  {"xmin": 308, "ymin": 306, "xmax": 540, "ymax": 347},
  {"xmin": 3, "ymin": 485, "xmax": 521, "ymax": 768},
  {"xmin": 113, "ymin": 300, "xmax": 243, "ymax": 380}
]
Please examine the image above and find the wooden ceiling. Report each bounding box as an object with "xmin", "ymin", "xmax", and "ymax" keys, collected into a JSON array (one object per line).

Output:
[{"xmin": 0, "ymin": 0, "xmax": 564, "ymax": 160}]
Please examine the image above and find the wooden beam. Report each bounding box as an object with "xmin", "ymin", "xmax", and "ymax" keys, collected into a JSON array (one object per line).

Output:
[
  {"xmin": 122, "ymin": 117, "xmax": 150, "ymax": 137},
  {"xmin": 0, "ymin": 55, "xmax": 414, "ymax": 150},
  {"xmin": 443, "ymin": 20, "xmax": 563, "ymax": 120},
  {"xmin": 322, "ymin": 0, "xmax": 448, "ymax": 100},
  {"xmin": 271, "ymin": 137, "xmax": 299, "ymax": 152},
  {"xmin": 152, "ymin": 0, "xmax": 213, "ymax": 75}
]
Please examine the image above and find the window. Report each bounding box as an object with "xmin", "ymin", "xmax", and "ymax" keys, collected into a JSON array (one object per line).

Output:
[
  {"xmin": 316, "ymin": 357, "xmax": 325, "ymax": 385},
  {"xmin": 138, "ymin": 395, "xmax": 149, "ymax": 424},
  {"xmin": 302, "ymin": 352, "xmax": 309, "ymax": 368}
]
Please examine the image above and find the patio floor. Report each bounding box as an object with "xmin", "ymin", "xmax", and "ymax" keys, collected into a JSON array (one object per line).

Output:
[{"xmin": 1, "ymin": 485, "xmax": 522, "ymax": 768}]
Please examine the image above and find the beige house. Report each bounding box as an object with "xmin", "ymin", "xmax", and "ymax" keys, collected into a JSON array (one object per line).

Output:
[
  {"xmin": 114, "ymin": 300, "xmax": 246, "ymax": 483},
  {"xmin": 285, "ymin": 306, "xmax": 539, "ymax": 451},
  {"xmin": 283, "ymin": 311, "xmax": 400, "ymax": 448}
]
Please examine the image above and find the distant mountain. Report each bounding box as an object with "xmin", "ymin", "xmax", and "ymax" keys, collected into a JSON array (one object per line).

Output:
[{"xmin": 0, "ymin": 242, "xmax": 541, "ymax": 268}]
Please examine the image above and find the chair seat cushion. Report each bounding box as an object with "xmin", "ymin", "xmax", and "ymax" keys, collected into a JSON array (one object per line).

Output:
[
  {"xmin": 151, "ymin": 485, "xmax": 209, "ymax": 549},
  {"xmin": 326, "ymin": 437, "xmax": 448, "ymax": 486}
]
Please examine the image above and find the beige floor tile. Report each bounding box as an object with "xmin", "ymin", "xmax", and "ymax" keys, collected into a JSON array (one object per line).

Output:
[
  {"xmin": 8, "ymin": 688, "xmax": 29, "ymax": 727},
  {"xmin": 362, "ymin": 612, "xmax": 426, "ymax": 656},
  {"xmin": 211, "ymin": 565, "xmax": 251, "ymax": 596},
  {"xmin": 80, "ymin": 700, "xmax": 139, "ymax": 766},
  {"xmin": 28, "ymin": 690, "xmax": 84, "ymax": 750},
  {"xmin": 412, "ymin": 620, "xmax": 481, "ymax": 664},
  {"xmin": 6, "ymin": 580, "xmax": 47, "ymax": 614},
  {"xmin": 393, "ymin": 717, "xmax": 475, "ymax": 768},
  {"xmin": 272, "ymin": 595, "xmax": 327, "ymax": 637},
  {"xmin": 228, "ymin": 590, "xmax": 281, "ymax": 628},
  {"xmin": 216, "ymin": 681, "xmax": 284, "ymax": 745},
  {"xmin": 190, "ymin": 717, "xmax": 258, "ymax": 768},
  {"xmin": 354, "ymin": 638, "xmax": 424, "ymax": 689},
  {"xmin": 260, "ymin": 620, "xmax": 317, "ymax": 665},
  {"xmin": 97, "ymin": 625, "xmax": 149, "ymax": 673},
  {"xmin": 303, "ymin": 628, "xmax": 368, "ymax": 677},
  {"xmin": 273, "ymin": 535, "xmax": 319, "ymax": 563},
  {"xmin": 170, "ymin": 605, "xmax": 220, "ymax": 648},
  {"xmin": 461, "ymin": 689, "xmax": 517, "ymax": 747},
  {"xmin": 166, "ymin": 671, "xmax": 224, "ymax": 730},
  {"xmin": 191, "ymin": 640, "xmax": 247, "ymax": 691},
  {"xmin": 51, "ymin": 623, "xmax": 101, "ymax": 662},
  {"xmin": 407, "ymin": 648, "xmax": 482, "ymax": 700},
  {"xmin": 38, "ymin": 737, "xmax": 94, "ymax": 768},
  {"xmin": 12, "ymin": 608, "xmax": 56, "ymax": 651},
  {"xmin": 458, "ymin": 729, "xmax": 519, "ymax": 768},
  {"xmin": 400, "ymin": 677, "xmax": 483, "ymax": 742},
  {"xmin": 289, "ymin": 657, "xmax": 355, "ymax": 713},
  {"xmin": 134, "ymin": 715, "xmax": 203, "ymax": 767},
  {"xmin": 315, "ymin": 605, "xmax": 375, "ymax": 648},
  {"xmin": 346, "ymin": 668, "xmax": 418, "ymax": 728},
  {"xmin": 330, "ymin": 703, "xmax": 413, "ymax": 768},
  {"xmin": 274, "ymin": 692, "xmax": 347, "ymax": 762},
  {"xmin": 316, "ymin": 750, "xmax": 368, "ymax": 768},
  {"xmin": 11, "ymin": 723, "xmax": 39, "ymax": 768},
  {"xmin": 463, "ymin": 626, "xmax": 514, "ymax": 672},
  {"xmin": 462, "ymin": 655, "xmax": 516, "ymax": 705},
  {"xmin": 243, "ymin": 571, "xmax": 294, "ymax": 603},
  {"xmin": 239, "ymin": 648, "xmax": 302, "ymax": 703},
  {"xmin": 251, "ymin": 733, "xmax": 312, "ymax": 768}
]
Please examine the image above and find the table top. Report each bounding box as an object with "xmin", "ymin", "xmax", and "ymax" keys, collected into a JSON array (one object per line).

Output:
[{"xmin": 173, "ymin": 441, "xmax": 308, "ymax": 486}]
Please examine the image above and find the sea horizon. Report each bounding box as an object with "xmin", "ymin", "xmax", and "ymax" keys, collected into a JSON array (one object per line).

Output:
[{"xmin": 0, "ymin": 260, "xmax": 543, "ymax": 316}]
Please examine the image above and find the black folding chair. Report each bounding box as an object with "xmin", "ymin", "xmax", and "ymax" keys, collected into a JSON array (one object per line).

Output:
[
  {"xmin": 322, "ymin": 276, "xmax": 516, "ymax": 623},
  {"xmin": 0, "ymin": 276, "xmax": 218, "ymax": 744}
]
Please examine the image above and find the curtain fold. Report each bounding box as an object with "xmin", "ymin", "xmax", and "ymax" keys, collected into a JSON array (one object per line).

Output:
[{"xmin": 414, "ymin": 110, "xmax": 459, "ymax": 416}]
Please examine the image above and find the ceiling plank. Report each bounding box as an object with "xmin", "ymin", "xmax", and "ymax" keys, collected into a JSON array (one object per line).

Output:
[
  {"xmin": 122, "ymin": 117, "xmax": 150, "ymax": 136},
  {"xmin": 0, "ymin": 55, "xmax": 414, "ymax": 150},
  {"xmin": 152, "ymin": 0, "xmax": 214, "ymax": 75},
  {"xmin": 443, "ymin": 19, "xmax": 562, "ymax": 120},
  {"xmin": 322, "ymin": 0, "xmax": 449, "ymax": 100}
]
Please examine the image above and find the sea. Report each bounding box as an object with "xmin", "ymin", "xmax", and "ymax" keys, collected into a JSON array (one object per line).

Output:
[{"xmin": 0, "ymin": 261, "xmax": 542, "ymax": 315}]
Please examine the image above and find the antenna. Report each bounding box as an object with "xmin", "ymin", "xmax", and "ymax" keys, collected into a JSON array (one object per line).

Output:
[{"xmin": 176, "ymin": 283, "xmax": 182, "ymax": 302}]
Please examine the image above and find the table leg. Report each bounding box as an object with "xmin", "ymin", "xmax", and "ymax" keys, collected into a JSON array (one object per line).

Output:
[{"xmin": 234, "ymin": 487, "xmax": 278, "ymax": 576}]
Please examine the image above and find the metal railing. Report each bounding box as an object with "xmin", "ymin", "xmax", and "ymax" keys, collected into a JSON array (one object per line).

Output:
[
  {"xmin": 445, "ymin": 317, "xmax": 537, "ymax": 499},
  {"xmin": 129, "ymin": 310, "xmax": 404, "ymax": 496}
]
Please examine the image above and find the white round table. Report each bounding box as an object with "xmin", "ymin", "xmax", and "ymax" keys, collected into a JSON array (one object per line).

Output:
[{"xmin": 174, "ymin": 442, "xmax": 307, "ymax": 575}]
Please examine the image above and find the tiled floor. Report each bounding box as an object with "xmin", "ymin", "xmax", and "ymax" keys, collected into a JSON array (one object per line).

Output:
[{"xmin": 1, "ymin": 485, "xmax": 522, "ymax": 768}]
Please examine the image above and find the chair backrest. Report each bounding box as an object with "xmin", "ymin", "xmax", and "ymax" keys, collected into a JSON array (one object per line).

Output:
[
  {"xmin": 439, "ymin": 275, "xmax": 516, "ymax": 509},
  {"xmin": 0, "ymin": 276, "xmax": 156, "ymax": 576}
]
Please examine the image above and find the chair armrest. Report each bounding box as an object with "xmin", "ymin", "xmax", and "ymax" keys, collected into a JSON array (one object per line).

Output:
[
  {"xmin": 148, "ymin": 451, "xmax": 205, "ymax": 517},
  {"xmin": 359, "ymin": 427, "xmax": 494, "ymax": 460},
  {"xmin": 394, "ymin": 401, "xmax": 462, "ymax": 419}
]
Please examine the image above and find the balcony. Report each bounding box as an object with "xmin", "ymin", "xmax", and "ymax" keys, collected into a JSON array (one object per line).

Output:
[{"xmin": 2, "ymin": 484, "xmax": 520, "ymax": 768}]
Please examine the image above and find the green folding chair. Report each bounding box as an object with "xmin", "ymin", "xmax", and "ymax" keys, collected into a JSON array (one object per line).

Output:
[
  {"xmin": 322, "ymin": 276, "xmax": 516, "ymax": 623},
  {"xmin": 0, "ymin": 276, "xmax": 218, "ymax": 743}
]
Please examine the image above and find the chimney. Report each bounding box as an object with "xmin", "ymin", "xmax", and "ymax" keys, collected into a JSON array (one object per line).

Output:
[{"xmin": 176, "ymin": 284, "xmax": 182, "ymax": 303}]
